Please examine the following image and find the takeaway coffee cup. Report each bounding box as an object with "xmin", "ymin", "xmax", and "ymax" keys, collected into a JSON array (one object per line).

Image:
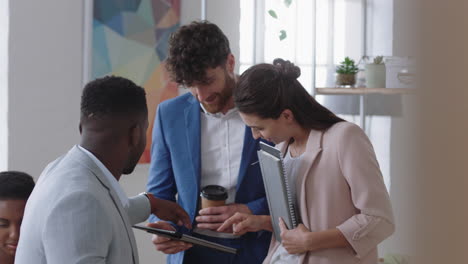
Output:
[{"xmin": 200, "ymin": 185, "xmax": 228, "ymax": 209}]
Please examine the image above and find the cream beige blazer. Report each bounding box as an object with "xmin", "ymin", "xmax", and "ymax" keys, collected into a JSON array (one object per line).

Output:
[{"xmin": 263, "ymin": 122, "xmax": 395, "ymax": 264}]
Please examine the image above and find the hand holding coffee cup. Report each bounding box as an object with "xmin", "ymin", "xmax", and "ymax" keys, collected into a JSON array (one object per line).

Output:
[
  {"xmin": 197, "ymin": 186, "xmax": 252, "ymax": 233},
  {"xmin": 200, "ymin": 185, "xmax": 228, "ymax": 209}
]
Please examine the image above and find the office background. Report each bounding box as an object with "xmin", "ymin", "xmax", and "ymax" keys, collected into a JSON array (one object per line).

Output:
[{"xmin": 1, "ymin": 1, "xmax": 467, "ymax": 263}]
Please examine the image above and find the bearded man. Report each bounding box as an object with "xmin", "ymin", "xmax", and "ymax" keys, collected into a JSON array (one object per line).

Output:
[{"xmin": 146, "ymin": 21, "xmax": 271, "ymax": 264}]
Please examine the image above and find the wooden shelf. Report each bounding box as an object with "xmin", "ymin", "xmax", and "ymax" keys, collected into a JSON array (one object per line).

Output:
[{"xmin": 315, "ymin": 87, "xmax": 416, "ymax": 95}]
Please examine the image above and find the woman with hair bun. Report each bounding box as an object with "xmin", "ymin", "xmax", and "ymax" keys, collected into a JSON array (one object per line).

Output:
[{"xmin": 218, "ymin": 59, "xmax": 394, "ymax": 264}]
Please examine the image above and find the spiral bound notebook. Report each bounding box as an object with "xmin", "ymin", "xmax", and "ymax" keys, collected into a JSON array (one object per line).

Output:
[{"xmin": 258, "ymin": 142, "xmax": 299, "ymax": 242}]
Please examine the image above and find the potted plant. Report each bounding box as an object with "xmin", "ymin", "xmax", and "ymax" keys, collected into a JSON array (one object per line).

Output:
[
  {"xmin": 365, "ymin": 56, "xmax": 386, "ymax": 88},
  {"xmin": 336, "ymin": 57, "xmax": 359, "ymax": 86}
]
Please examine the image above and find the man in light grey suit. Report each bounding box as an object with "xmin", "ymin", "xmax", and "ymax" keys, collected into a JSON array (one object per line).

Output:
[{"xmin": 15, "ymin": 76, "xmax": 191, "ymax": 264}]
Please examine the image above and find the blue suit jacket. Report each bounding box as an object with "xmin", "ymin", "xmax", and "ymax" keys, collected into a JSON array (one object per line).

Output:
[{"xmin": 147, "ymin": 93, "xmax": 271, "ymax": 264}]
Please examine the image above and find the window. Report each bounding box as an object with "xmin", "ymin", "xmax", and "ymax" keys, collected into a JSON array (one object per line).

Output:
[
  {"xmin": 239, "ymin": 0, "xmax": 392, "ymax": 189},
  {"xmin": 240, "ymin": 0, "xmax": 365, "ymax": 93}
]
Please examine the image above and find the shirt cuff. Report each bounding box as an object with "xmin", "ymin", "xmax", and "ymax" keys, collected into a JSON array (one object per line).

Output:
[{"xmin": 127, "ymin": 194, "xmax": 151, "ymax": 225}]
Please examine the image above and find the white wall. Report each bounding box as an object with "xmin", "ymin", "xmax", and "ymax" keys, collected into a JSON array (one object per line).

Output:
[
  {"xmin": 8, "ymin": 0, "xmax": 83, "ymax": 175},
  {"xmin": 0, "ymin": 0, "xmax": 8, "ymax": 171}
]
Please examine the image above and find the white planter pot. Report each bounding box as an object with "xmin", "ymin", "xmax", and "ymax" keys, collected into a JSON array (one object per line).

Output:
[{"xmin": 365, "ymin": 64, "xmax": 386, "ymax": 88}]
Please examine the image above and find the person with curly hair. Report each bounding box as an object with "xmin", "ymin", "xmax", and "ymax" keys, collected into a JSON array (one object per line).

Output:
[
  {"xmin": 0, "ymin": 171, "xmax": 34, "ymax": 264},
  {"xmin": 147, "ymin": 21, "xmax": 271, "ymax": 264},
  {"xmin": 218, "ymin": 59, "xmax": 395, "ymax": 264}
]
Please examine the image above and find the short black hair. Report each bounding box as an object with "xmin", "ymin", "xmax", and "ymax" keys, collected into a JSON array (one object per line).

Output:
[
  {"xmin": 165, "ymin": 20, "xmax": 231, "ymax": 86},
  {"xmin": 0, "ymin": 171, "xmax": 35, "ymax": 200},
  {"xmin": 81, "ymin": 76, "xmax": 147, "ymax": 120}
]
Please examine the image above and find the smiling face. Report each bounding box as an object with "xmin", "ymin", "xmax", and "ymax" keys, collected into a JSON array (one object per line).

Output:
[
  {"xmin": 0, "ymin": 199, "xmax": 27, "ymax": 263},
  {"xmin": 189, "ymin": 55, "xmax": 236, "ymax": 114},
  {"xmin": 240, "ymin": 111, "xmax": 294, "ymax": 144}
]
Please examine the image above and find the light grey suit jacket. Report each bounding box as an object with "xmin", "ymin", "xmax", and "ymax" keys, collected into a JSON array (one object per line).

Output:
[{"xmin": 15, "ymin": 146, "xmax": 150, "ymax": 264}]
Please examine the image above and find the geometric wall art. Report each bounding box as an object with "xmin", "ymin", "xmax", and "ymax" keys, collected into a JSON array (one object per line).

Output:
[{"xmin": 92, "ymin": 0, "xmax": 180, "ymax": 163}]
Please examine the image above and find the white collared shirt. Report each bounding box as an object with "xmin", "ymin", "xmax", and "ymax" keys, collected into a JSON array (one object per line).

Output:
[
  {"xmin": 194, "ymin": 105, "xmax": 245, "ymax": 238},
  {"xmin": 78, "ymin": 145, "xmax": 129, "ymax": 208},
  {"xmin": 199, "ymin": 104, "xmax": 245, "ymax": 204}
]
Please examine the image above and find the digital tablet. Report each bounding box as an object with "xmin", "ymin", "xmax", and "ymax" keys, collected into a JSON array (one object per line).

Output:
[{"xmin": 132, "ymin": 224, "xmax": 238, "ymax": 255}]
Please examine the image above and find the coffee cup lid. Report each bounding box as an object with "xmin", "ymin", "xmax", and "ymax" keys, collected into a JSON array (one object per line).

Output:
[{"xmin": 200, "ymin": 185, "xmax": 228, "ymax": 201}]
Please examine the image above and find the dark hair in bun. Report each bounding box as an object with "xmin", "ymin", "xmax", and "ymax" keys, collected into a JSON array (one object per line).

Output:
[
  {"xmin": 273, "ymin": 58, "xmax": 301, "ymax": 80},
  {"xmin": 235, "ymin": 58, "xmax": 343, "ymax": 130}
]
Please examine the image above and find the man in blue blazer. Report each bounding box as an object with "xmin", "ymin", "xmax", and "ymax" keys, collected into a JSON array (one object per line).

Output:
[{"xmin": 147, "ymin": 21, "xmax": 271, "ymax": 263}]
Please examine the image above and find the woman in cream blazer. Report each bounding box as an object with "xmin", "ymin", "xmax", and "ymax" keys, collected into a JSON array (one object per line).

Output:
[{"xmin": 219, "ymin": 59, "xmax": 395, "ymax": 264}]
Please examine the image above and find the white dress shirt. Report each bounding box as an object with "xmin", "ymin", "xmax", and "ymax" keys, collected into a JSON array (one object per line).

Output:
[
  {"xmin": 195, "ymin": 104, "xmax": 245, "ymax": 238},
  {"xmin": 78, "ymin": 145, "xmax": 129, "ymax": 208},
  {"xmin": 199, "ymin": 105, "xmax": 244, "ymax": 204}
]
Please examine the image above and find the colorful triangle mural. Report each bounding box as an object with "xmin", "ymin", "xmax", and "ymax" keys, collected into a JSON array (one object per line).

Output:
[{"xmin": 92, "ymin": 0, "xmax": 180, "ymax": 164}]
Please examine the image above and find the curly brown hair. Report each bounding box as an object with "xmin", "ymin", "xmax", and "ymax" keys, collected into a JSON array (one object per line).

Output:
[{"xmin": 165, "ymin": 20, "xmax": 231, "ymax": 87}]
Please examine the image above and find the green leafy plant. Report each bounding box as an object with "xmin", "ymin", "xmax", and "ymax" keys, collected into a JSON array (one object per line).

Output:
[{"xmin": 336, "ymin": 57, "xmax": 359, "ymax": 75}]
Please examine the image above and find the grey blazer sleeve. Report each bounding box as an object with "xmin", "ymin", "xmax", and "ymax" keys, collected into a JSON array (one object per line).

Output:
[{"xmin": 127, "ymin": 194, "xmax": 151, "ymax": 225}]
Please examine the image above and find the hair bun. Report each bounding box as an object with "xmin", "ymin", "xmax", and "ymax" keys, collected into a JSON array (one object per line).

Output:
[{"xmin": 273, "ymin": 58, "xmax": 301, "ymax": 79}]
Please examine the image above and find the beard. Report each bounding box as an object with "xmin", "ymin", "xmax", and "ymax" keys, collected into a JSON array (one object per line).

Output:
[
  {"xmin": 122, "ymin": 155, "xmax": 139, "ymax": 175},
  {"xmin": 201, "ymin": 71, "xmax": 235, "ymax": 114},
  {"xmin": 122, "ymin": 165, "xmax": 136, "ymax": 175},
  {"xmin": 122, "ymin": 141, "xmax": 145, "ymax": 175}
]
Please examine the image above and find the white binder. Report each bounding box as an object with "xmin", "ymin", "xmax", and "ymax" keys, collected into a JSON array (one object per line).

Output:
[{"xmin": 257, "ymin": 142, "xmax": 299, "ymax": 242}]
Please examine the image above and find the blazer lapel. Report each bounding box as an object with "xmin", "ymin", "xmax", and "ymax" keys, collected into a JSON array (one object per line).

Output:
[
  {"xmin": 71, "ymin": 146, "xmax": 139, "ymax": 264},
  {"xmin": 236, "ymin": 127, "xmax": 257, "ymax": 191},
  {"xmin": 297, "ymin": 130, "xmax": 323, "ymax": 228},
  {"xmin": 184, "ymin": 96, "xmax": 202, "ymax": 210},
  {"xmin": 279, "ymin": 130, "xmax": 323, "ymax": 228}
]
